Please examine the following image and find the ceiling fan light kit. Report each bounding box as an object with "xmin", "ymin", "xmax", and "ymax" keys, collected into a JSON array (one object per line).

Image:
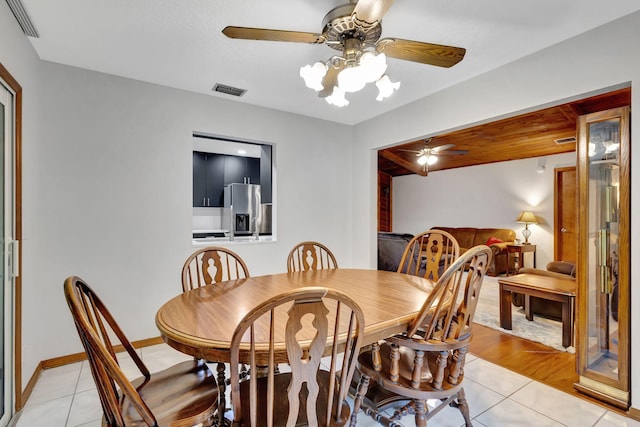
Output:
[
  {"xmin": 417, "ymin": 153, "xmax": 438, "ymax": 166},
  {"xmin": 222, "ymin": 0, "xmax": 465, "ymax": 108},
  {"xmin": 300, "ymin": 48, "xmax": 399, "ymax": 106},
  {"xmin": 397, "ymin": 138, "xmax": 468, "ymax": 175}
]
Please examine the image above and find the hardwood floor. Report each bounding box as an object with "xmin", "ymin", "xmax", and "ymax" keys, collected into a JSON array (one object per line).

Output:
[{"xmin": 469, "ymin": 323, "xmax": 632, "ymax": 418}]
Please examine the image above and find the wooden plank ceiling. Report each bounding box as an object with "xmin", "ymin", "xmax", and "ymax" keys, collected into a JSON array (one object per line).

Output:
[{"xmin": 379, "ymin": 88, "xmax": 631, "ymax": 177}]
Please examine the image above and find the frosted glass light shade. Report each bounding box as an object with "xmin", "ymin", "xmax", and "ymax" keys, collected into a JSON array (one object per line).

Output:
[
  {"xmin": 325, "ymin": 86, "xmax": 349, "ymax": 107},
  {"xmin": 417, "ymin": 153, "xmax": 438, "ymax": 166},
  {"xmin": 338, "ymin": 52, "xmax": 387, "ymax": 93},
  {"xmin": 300, "ymin": 62, "xmax": 327, "ymax": 91},
  {"xmin": 337, "ymin": 65, "xmax": 367, "ymax": 93},
  {"xmin": 375, "ymin": 75, "xmax": 401, "ymax": 101},
  {"xmin": 359, "ymin": 52, "xmax": 387, "ymax": 83}
]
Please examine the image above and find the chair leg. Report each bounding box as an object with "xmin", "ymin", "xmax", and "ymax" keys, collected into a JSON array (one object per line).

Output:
[
  {"xmin": 350, "ymin": 374, "xmax": 370, "ymax": 427},
  {"xmin": 362, "ymin": 403, "xmax": 404, "ymax": 427},
  {"xmin": 414, "ymin": 399, "xmax": 427, "ymax": 427},
  {"xmin": 391, "ymin": 400, "xmax": 415, "ymax": 420},
  {"xmin": 455, "ymin": 387, "xmax": 472, "ymax": 426},
  {"xmin": 216, "ymin": 362, "xmax": 227, "ymax": 426}
]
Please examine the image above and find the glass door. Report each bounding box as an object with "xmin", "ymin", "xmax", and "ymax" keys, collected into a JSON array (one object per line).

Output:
[
  {"xmin": 575, "ymin": 106, "xmax": 630, "ymax": 409},
  {"xmin": 0, "ymin": 79, "xmax": 14, "ymax": 427}
]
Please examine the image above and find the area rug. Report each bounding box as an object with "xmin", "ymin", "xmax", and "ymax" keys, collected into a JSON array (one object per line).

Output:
[{"xmin": 473, "ymin": 275, "xmax": 575, "ymax": 353}]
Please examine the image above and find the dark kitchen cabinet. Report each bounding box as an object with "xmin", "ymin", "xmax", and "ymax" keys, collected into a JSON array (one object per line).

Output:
[
  {"xmin": 248, "ymin": 157, "xmax": 260, "ymax": 185},
  {"xmin": 193, "ymin": 152, "xmax": 261, "ymax": 208},
  {"xmin": 193, "ymin": 151, "xmax": 224, "ymax": 207},
  {"xmin": 223, "ymin": 156, "xmax": 260, "ymax": 186}
]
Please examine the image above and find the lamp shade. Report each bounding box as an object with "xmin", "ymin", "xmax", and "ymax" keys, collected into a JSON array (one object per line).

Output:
[{"xmin": 515, "ymin": 211, "xmax": 538, "ymax": 224}]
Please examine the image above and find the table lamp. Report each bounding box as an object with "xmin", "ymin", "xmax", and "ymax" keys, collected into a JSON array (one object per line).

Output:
[{"xmin": 515, "ymin": 211, "xmax": 538, "ymax": 244}]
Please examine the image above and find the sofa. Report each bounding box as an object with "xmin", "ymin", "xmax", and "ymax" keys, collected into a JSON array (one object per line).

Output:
[
  {"xmin": 377, "ymin": 232, "xmax": 414, "ymax": 272},
  {"xmin": 514, "ymin": 261, "xmax": 576, "ymax": 320},
  {"xmin": 430, "ymin": 227, "xmax": 516, "ymax": 276}
]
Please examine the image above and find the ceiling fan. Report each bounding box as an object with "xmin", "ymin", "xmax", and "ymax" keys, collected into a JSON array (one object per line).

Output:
[
  {"xmin": 401, "ymin": 138, "xmax": 468, "ymax": 175},
  {"xmin": 222, "ymin": 0, "xmax": 466, "ymax": 106}
]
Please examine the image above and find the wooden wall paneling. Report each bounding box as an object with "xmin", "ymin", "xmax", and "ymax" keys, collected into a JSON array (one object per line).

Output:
[{"xmin": 378, "ymin": 171, "xmax": 392, "ymax": 232}]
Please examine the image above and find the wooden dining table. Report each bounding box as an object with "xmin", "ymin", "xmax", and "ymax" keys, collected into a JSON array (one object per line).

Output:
[{"xmin": 155, "ymin": 268, "xmax": 437, "ymax": 426}]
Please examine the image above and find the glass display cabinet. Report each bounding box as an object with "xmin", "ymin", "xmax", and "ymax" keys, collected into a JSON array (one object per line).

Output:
[{"xmin": 575, "ymin": 106, "xmax": 630, "ymax": 408}]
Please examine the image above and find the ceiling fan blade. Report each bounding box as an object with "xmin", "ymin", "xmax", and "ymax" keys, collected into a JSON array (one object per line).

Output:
[
  {"xmin": 353, "ymin": 0, "xmax": 395, "ymax": 26},
  {"xmin": 376, "ymin": 38, "xmax": 466, "ymax": 68},
  {"xmin": 222, "ymin": 26, "xmax": 324, "ymax": 44},
  {"xmin": 397, "ymin": 148, "xmax": 422, "ymax": 154},
  {"xmin": 437, "ymin": 150, "xmax": 469, "ymax": 155},
  {"xmin": 430, "ymin": 143, "xmax": 455, "ymax": 153},
  {"xmin": 317, "ymin": 64, "xmax": 343, "ymax": 98}
]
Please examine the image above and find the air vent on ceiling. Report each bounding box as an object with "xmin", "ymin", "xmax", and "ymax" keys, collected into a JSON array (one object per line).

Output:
[
  {"xmin": 213, "ymin": 83, "xmax": 247, "ymax": 97},
  {"xmin": 555, "ymin": 136, "xmax": 576, "ymax": 145},
  {"xmin": 6, "ymin": 0, "xmax": 39, "ymax": 38}
]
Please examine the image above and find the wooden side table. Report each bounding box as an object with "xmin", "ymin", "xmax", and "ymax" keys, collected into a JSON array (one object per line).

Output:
[{"xmin": 506, "ymin": 244, "xmax": 536, "ymax": 275}]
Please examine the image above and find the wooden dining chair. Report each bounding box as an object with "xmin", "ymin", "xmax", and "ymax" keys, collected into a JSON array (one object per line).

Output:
[
  {"xmin": 352, "ymin": 245, "xmax": 493, "ymax": 427},
  {"xmin": 181, "ymin": 246, "xmax": 250, "ymax": 292},
  {"xmin": 287, "ymin": 241, "xmax": 338, "ymax": 272},
  {"xmin": 64, "ymin": 276, "xmax": 218, "ymax": 427},
  {"xmin": 229, "ymin": 287, "xmax": 365, "ymax": 427},
  {"xmin": 181, "ymin": 246, "xmax": 250, "ymax": 424},
  {"xmin": 397, "ymin": 229, "xmax": 460, "ymax": 281}
]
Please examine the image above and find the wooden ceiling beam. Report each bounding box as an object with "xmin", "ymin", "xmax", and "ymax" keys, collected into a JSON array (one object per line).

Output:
[
  {"xmin": 557, "ymin": 104, "xmax": 581, "ymax": 122},
  {"xmin": 379, "ymin": 149, "xmax": 426, "ymax": 176}
]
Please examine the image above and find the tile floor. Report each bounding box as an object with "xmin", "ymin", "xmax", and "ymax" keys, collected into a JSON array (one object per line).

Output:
[{"xmin": 10, "ymin": 344, "xmax": 640, "ymax": 427}]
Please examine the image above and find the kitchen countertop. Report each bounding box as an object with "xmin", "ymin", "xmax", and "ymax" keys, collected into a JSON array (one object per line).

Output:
[{"xmin": 192, "ymin": 235, "xmax": 274, "ymax": 246}]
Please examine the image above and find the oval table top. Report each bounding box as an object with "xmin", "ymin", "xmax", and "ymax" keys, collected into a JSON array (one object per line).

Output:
[{"xmin": 155, "ymin": 268, "xmax": 436, "ymax": 363}]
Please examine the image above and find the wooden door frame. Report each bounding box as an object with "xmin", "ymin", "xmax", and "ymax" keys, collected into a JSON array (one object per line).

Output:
[{"xmin": 0, "ymin": 62, "xmax": 23, "ymax": 412}]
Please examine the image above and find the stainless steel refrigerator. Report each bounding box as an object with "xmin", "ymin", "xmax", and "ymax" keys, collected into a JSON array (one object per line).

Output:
[{"xmin": 223, "ymin": 183, "xmax": 261, "ymax": 238}]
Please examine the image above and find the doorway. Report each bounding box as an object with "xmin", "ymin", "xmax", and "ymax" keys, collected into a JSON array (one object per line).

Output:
[
  {"xmin": 376, "ymin": 87, "xmax": 630, "ymax": 401},
  {"xmin": 0, "ymin": 62, "xmax": 21, "ymax": 424}
]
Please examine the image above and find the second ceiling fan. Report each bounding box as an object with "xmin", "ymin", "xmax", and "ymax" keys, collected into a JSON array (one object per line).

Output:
[
  {"xmin": 222, "ymin": 0, "xmax": 466, "ymax": 106},
  {"xmin": 401, "ymin": 139, "xmax": 469, "ymax": 175}
]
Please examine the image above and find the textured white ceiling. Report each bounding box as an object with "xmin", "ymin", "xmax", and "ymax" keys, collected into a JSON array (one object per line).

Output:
[{"xmin": 19, "ymin": 0, "xmax": 640, "ymax": 125}]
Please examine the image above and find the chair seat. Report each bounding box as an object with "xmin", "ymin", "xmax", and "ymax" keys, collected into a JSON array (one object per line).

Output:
[
  {"xmin": 117, "ymin": 360, "xmax": 218, "ymax": 427},
  {"xmin": 358, "ymin": 343, "xmax": 464, "ymax": 401},
  {"xmin": 235, "ymin": 370, "xmax": 350, "ymax": 427}
]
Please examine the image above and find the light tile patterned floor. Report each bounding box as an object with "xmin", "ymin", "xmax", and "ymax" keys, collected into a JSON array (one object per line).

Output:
[{"xmin": 10, "ymin": 344, "xmax": 640, "ymax": 427}]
